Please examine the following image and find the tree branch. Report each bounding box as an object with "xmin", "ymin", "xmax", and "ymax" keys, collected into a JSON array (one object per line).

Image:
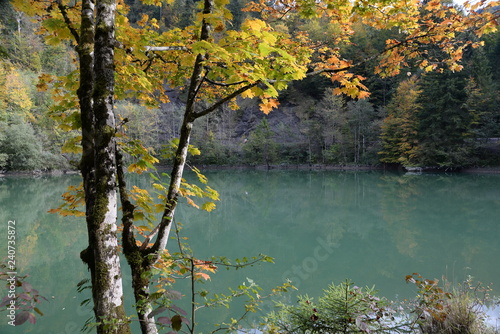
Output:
[
  {"xmin": 145, "ymin": 46, "xmax": 189, "ymax": 52},
  {"xmin": 307, "ymin": 30, "xmax": 437, "ymax": 77},
  {"xmin": 193, "ymin": 81, "xmax": 259, "ymax": 119},
  {"xmin": 148, "ymin": 0, "xmax": 216, "ymax": 256},
  {"xmin": 204, "ymin": 77, "xmax": 249, "ymax": 87},
  {"xmin": 56, "ymin": 0, "xmax": 80, "ymax": 43}
]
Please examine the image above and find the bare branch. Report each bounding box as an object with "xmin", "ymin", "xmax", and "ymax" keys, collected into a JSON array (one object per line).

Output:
[
  {"xmin": 139, "ymin": 222, "xmax": 162, "ymax": 250},
  {"xmin": 145, "ymin": 46, "xmax": 189, "ymax": 52}
]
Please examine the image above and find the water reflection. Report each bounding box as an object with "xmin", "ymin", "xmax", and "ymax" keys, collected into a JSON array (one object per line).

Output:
[
  {"xmin": 176, "ymin": 170, "xmax": 500, "ymax": 329},
  {"xmin": 0, "ymin": 175, "xmax": 91, "ymax": 334},
  {"xmin": 180, "ymin": 171, "xmax": 500, "ymax": 292},
  {"xmin": 0, "ymin": 171, "xmax": 499, "ymax": 333}
]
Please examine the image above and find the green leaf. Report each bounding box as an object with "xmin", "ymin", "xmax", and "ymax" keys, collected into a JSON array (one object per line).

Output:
[
  {"xmin": 171, "ymin": 314, "xmax": 182, "ymax": 331},
  {"xmin": 258, "ymin": 43, "xmax": 274, "ymax": 56},
  {"xmin": 191, "ymin": 40, "xmax": 213, "ymax": 55},
  {"xmin": 61, "ymin": 135, "xmax": 82, "ymax": 154},
  {"xmin": 152, "ymin": 183, "xmax": 167, "ymax": 192}
]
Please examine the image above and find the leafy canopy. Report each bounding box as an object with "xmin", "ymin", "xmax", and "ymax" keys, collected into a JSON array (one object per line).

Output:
[{"xmin": 12, "ymin": 0, "xmax": 500, "ymax": 117}]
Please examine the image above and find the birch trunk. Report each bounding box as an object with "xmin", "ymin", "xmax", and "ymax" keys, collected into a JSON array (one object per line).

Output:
[
  {"xmin": 151, "ymin": 0, "xmax": 213, "ymax": 256},
  {"xmin": 78, "ymin": 1, "xmax": 130, "ymax": 333}
]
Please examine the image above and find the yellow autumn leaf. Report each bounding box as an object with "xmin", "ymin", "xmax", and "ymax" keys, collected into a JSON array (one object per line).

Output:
[
  {"xmin": 62, "ymin": 136, "xmax": 83, "ymax": 154},
  {"xmin": 138, "ymin": 14, "xmax": 149, "ymax": 27},
  {"xmin": 152, "ymin": 183, "xmax": 167, "ymax": 192},
  {"xmin": 137, "ymin": 225, "xmax": 152, "ymax": 233},
  {"xmin": 244, "ymin": 19, "xmax": 266, "ymax": 32},
  {"xmin": 333, "ymin": 87, "xmax": 343, "ymax": 95},
  {"xmin": 36, "ymin": 73, "xmax": 54, "ymax": 92},
  {"xmin": 201, "ymin": 202, "xmax": 216, "ymax": 212},
  {"xmin": 6, "ymin": 69, "xmax": 33, "ymax": 111},
  {"xmin": 240, "ymin": 88, "xmax": 255, "ymax": 99},
  {"xmin": 128, "ymin": 163, "xmax": 148, "ymax": 174},
  {"xmin": 347, "ymin": 87, "xmax": 359, "ymax": 98},
  {"xmin": 194, "ymin": 272, "xmax": 211, "ymax": 280}
]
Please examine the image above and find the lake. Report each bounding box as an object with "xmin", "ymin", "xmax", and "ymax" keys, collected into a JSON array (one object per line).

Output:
[{"xmin": 1, "ymin": 170, "xmax": 499, "ymax": 333}]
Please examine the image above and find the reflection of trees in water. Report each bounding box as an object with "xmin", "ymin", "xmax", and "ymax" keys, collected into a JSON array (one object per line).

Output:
[
  {"xmin": 180, "ymin": 170, "xmax": 500, "ymax": 295},
  {"xmin": 378, "ymin": 173, "xmax": 500, "ymax": 286},
  {"xmin": 182, "ymin": 171, "xmax": 500, "ymax": 255},
  {"xmin": 379, "ymin": 174, "xmax": 421, "ymax": 258},
  {"xmin": 0, "ymin": 175, "xmax": 90, "ymax": 333},
  {"xmin": 2, "ymin": 172, "xmax": 498, "ymax": 332},
  {"xmin": 181, "ymin": 170, "xmax": 384, "ymax": 247},
  {"xmin": 0, "ymin": 175, "xmax": 83, "ymax": 268}
]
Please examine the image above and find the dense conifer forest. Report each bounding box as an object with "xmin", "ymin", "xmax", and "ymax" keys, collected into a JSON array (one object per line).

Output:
[{"xmin": 1, "ymin": 0, "xmax": 499, "ymax": 171}]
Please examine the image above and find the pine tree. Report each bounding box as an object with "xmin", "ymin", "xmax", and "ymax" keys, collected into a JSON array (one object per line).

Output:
[
  {"xmin": 417, "ymin": 70, "xmax": 474, "ymax": 167},
  {"xmin": 465, "ymin": 47, "xmax": 500, "ymax": 140}
]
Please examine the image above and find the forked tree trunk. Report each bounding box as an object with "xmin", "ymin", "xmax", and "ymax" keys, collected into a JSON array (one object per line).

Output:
[
  {"xmin": 78, "ymin": 1, "xmax": 130, "ymax": 333},
  {"xmin": 123, "ymin": 1, "xmax": 214, "ymax": 333}
]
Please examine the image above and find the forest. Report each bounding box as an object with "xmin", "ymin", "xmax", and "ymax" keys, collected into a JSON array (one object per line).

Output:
[{"xmin": 1, "ymin": 0, "xmax": 499, "ymax": 172}]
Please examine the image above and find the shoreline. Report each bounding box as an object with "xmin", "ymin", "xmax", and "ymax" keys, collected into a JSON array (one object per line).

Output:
[
  {"xmin": 0, "ymin": 169, "xmax": 80, "ymax": 177},
  {"xmin": 2, "ymin": 165, "xmax": 500, "ymax": 177},
  {"xmin": 182, "ymin": 164, "xmax": 500, "ymax": 174}
]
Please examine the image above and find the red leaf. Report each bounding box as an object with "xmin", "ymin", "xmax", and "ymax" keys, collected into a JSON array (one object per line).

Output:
[
  {"xmin": 157, "ymin": 316, "xmax": 172, "ymax": 325},
  {"xmin": 170, "ymin": 304, "xmax": 187, "ymax": 316},
  {"xmin": 28, "ymin": 312, "xmax": 36, "ymax": 324},
  {"xmin": 0, "ymin": 296, "xmax": 12, "ymax": 307},
  {"xmin": 22, "ymin": 282, "xmax": 33, "ymax": 292},
  {"xmin": 165, "ymin": 289, "xmax": 182, "ymax": 301},
  {"xmin": 149, "ymin": 306, "xmax": 167, "ymax": 318},
  {"xmin": 14, "ymin": 311, "xmax": 30, "ymax": 326}
]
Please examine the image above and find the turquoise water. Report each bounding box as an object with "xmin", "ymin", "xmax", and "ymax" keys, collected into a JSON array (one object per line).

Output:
[{"xmin": 0, "ymin": 170, "xmax": 499, "ymax": 333}]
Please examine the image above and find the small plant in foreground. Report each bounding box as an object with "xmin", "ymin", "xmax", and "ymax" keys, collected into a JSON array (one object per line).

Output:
[
  {"xmin": 0, "ymin": 261, "xmax": 47, "ymax": 326},
  {"xmin": 407, "ymin": 273, "xmax": 497, "ymax": 334},
  {"xmin": 262, "ymin": 279, "xmax": 412, "ymax": 333}
]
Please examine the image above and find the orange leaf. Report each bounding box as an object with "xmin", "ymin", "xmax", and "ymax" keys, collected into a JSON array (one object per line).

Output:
[
  {"xmin": 195, "ymin": 272, "xmax": 211, "ymax": 280},
  {"xmin": 260, "ymin": 98, "xmax": 279, "ymax": 114},
  {"xmin": 186, "ymin": 197, "xmax": 199, "ymax": 209},
  {"xmin": 357, "ymin": 91, "xmax": 371, "ymax": 99}
]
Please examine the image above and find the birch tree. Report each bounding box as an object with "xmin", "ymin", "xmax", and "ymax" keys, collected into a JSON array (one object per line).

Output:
[{"xmin": 14, "ymin": 0, "xmax": 131, "ymax": 332}]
